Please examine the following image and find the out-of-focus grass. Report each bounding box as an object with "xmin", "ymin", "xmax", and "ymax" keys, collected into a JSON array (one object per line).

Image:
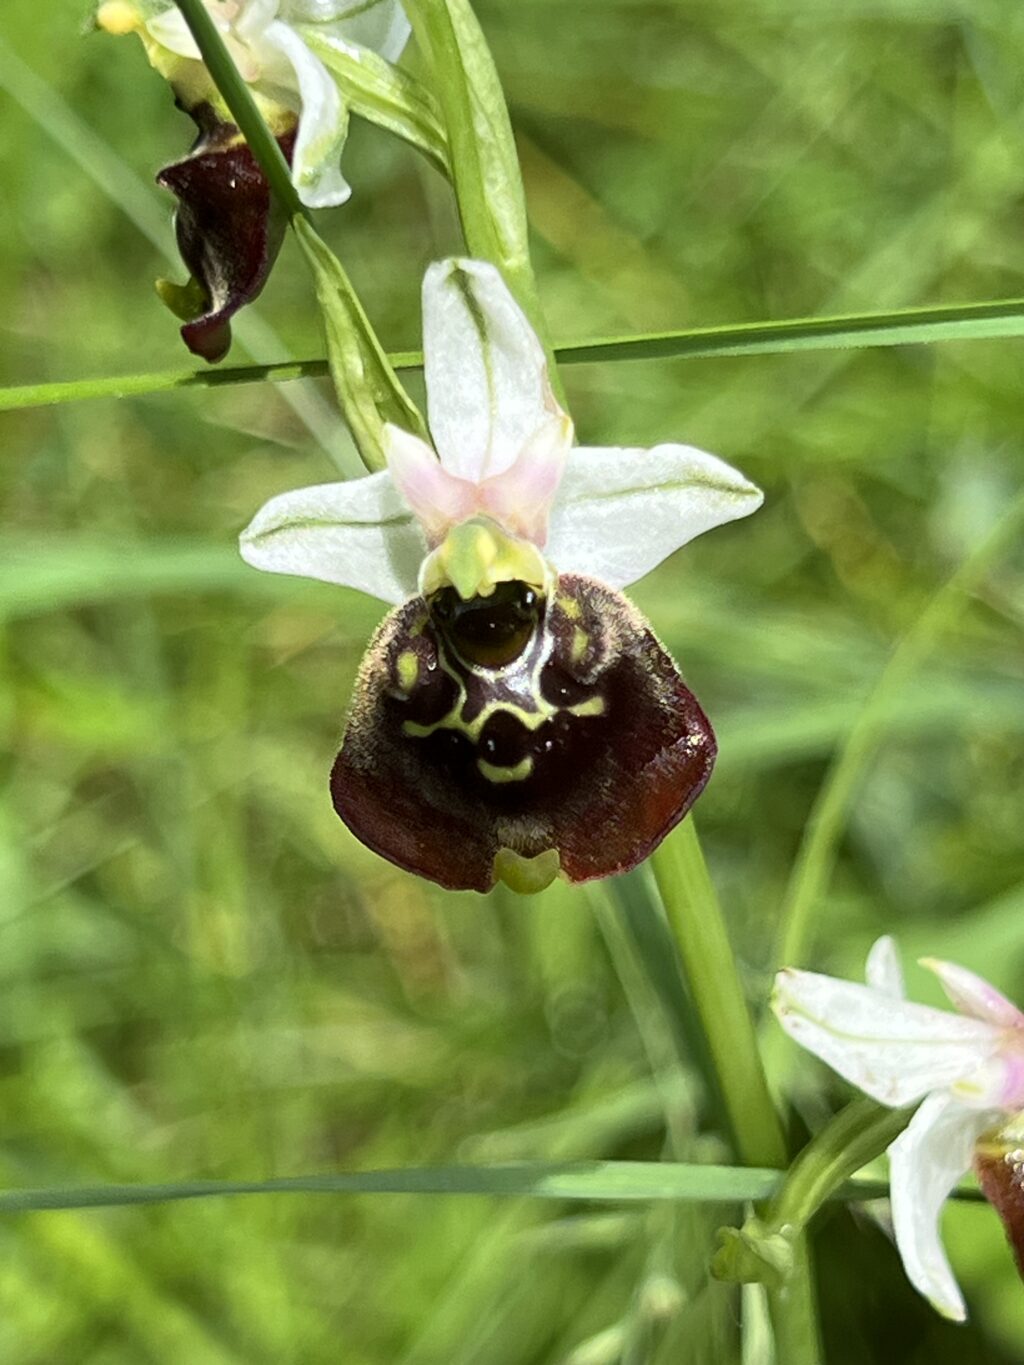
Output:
[{"xmin": 1, "ymin": 0, "xmax": 1023, "ymax": 1360}]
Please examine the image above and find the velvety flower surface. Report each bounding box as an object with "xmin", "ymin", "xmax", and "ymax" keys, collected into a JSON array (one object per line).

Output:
[
  {"xmin": 241, "ymin": 258, "xmax": 763, "ymax": 891},
  {"xmin": 155, "ymin": 104, "xmax": 296, "ymax": 361},
  {"xmin": 773, "ymin": 936, "xmax": 1024, "ymax": 1321}
]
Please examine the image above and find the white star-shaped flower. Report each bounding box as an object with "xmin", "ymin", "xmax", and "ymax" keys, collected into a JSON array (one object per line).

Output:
[
  {"xmin": 240, "ymin": 256, "xmax": 762, "ymax": 604},
  {"xmin": 773, "ymin": 936, "xmax": 1024, "ymax": 1321}
]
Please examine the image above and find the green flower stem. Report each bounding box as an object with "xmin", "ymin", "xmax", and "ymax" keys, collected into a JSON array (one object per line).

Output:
[
  {"xmin": 715, "ymin": 1100, "xmax": 910, "ymax": 1285},
  {"xmin": 768, "ymin": 1100, "xmax": 910, "ymax": 1233},
  {"xmin": 775, "ymin": 484, "xmax": 1024, "ymax": 973},
  {"xmin": 651, "ymin": 819, "xmax": 785, "ymax": 1170},
  {"xmin": 173, "ymin": 0, "xmax": 305, "ymax": 222},
  {"xmin": 651, "ymin": 820, "xmax": 822, "ymax": 1363}
]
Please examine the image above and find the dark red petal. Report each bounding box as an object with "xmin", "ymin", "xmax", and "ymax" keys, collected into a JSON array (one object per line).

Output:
[
  {"xmin": 155, "ymin": 102, "xmax": 296, "ymax": 362},
  {"xmin": 975, "ymin": 1127, "xmax": 1024, "ymax": 1281},
  {"xmin": 331, "ymin": 574, "xmax": 716, "ymax": 892}
]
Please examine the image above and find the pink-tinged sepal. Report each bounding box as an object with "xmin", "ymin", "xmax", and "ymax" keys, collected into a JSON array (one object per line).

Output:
[
  {"xmin": 156, "ymin": 102, "xmax": 296, "ymax": 362},
  {"xmin": 921, "ymin": 957, "xmax": 1024, "ymax": 1030},
  {"xmin": 330, "ymin": 573, "xmax": 716, "ymax": 892},
  {"xmin": 975, "ymin": 1113, "xmax": 1024, "ymax": 1285}
]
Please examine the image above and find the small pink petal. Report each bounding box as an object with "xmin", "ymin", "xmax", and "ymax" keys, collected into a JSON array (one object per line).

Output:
[
  {"xmin": 995, "ymin": 1046, "xmax": 1024, "ymax": 1110},
  {"xmin": 921, "ymin": 958, "xmax": 1024, "ymax": 1029},
  {"xmin": 478, "ymin": 414, "xmax": 573, "ymax": 547},
  {"xmin": 385, "ymin": 424, "xmax": 477, "ymax": 546}
]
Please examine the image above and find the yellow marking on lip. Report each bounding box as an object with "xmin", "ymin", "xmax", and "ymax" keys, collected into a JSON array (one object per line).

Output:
[
  {"xmin": 571, "ymin": 627, "xmax": 589, "ymax": 664},
  {"xmin": 401, "ymin": 691, "xmax": 604, "ymax": 742},
  {"xmin": 395, "ymin": 650, "xmax": 419, "ymax": 695},
  {"xmin": 403, "ymin": 700, "xmax": 547, "ymax": 742},
  {"xmin": 478, "ymin": 756, "xmax": 534, "ymax": 784},
  {"xmin": 569, "ymin": 696, "xmax": 605, "ymax": 717}
]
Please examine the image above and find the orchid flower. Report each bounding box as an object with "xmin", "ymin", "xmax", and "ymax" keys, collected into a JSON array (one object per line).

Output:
[
  {"xmin": 773, "ymin": 936, "xmax": 1024, "ymax": 1322},
  {"xmin": 99, "ymin": 0, "xmax": 409, "ymax": 208},
  {"xmin": 241, "ymin": 258, "xmax": 763, "ymax": 893},
  {"xmin": 96, "ymin": 0, "xmax": 410, "ymax": 358}
]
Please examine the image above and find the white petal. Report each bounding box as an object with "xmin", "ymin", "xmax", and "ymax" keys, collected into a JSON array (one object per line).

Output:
[
  {"xmin": 145, "ymin": 7, "xmax": 204, "ymax": 59},
  {"xmin": 239, "ymin": 473, "xmax": 425, "ymax": 604},
  {"xmin": 865, "ymin": 935, "xmax": 906, "ymax": 1000},
  {"xmin": 772, "ymin": 968, "xmax": 1003, "ymax": 1107},
  {"xmin": 544, "ymin": 444, "xmax": 763, "ymax": 588},
  {"xmin": 237, "ymin": 0, "xmax": 280, "ymax": 41},
  {"xmin": 261, "ymin": 21, "xmax": 351, "ymax": 208},
  {"xmin": 422, "ymin": 259, "xmax": 564, "ymax": 483},
  {"xmin": 295, "ymin": 0, "xmax": 411, "ymax": 61},
  {"xmin": 889, "ymin": 1092, "xmax": 999, "ymax": 1321},
  {"xmin": 920, "ymin": 958, "xmax": 1024, "ymax": 1028}
]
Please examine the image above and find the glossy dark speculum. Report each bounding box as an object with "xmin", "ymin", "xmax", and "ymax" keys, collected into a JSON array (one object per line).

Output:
[
  {"xmin": 156, "ymin": 102, "xmax": 296, "ymax": 362},
  {"xmin": 331, "ymin": 573, "xmax": 716, "ymax": 892}
]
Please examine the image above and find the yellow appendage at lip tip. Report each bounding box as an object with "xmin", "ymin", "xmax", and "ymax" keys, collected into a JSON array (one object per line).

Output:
[{"xmin": 493, "ymin": 847, "xmax": 562, "ymax": 895}]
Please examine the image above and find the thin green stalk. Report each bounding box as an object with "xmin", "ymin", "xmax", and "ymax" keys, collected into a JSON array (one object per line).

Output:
[
  {"xmin": 12, "ymin": 292, "xmax": 1024, "ymax": 412},
  {"xmin": 173, "ymin": 0, "xmax": 305, "ymax": 221},
  {"xmin": 651, "ymin": 820, "xmax": 785, "ymax": 1170},
  {"xmin": 0, "ymin": 1162, "xmax": 980, "ymax": 1215},
  {"xmin": 651, "ymin": 820, "xmax": 821, "ymax": 1364},
  {"xmin": 775, "ymin": 485, "xmax": 1024, "ymax": 973},
  {"xmin": 716, "ymin": 1100, "xmax": 910, "ymax": 1286}
]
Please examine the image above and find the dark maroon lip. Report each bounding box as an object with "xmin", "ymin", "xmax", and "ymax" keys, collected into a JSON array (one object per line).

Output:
[
  {"xmin": 329, "ymin": 573, "xmax": 717, "ymax": 892},
  {"xmin": 155, "ymin": 101, "xmax": 296, "ymax": 362}
]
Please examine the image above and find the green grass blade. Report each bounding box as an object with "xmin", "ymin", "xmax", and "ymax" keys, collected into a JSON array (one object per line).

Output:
[
  {"xmin": 775, "ymin": 486, "xmax": 1024, "ymax": 973},
  {"xmin": 0, "ymin": 1163, "xmax": 985, "ymax": 1214},
  {"xmin": 7, "ymin": 294, "xmax": 1024, "ymax": 413}
]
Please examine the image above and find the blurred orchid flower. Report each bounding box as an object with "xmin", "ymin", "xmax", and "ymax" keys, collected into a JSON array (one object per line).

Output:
[
  {"xmin": 100, "ymin": 0, "xmax": 410, "ymax": 208},
  {"xmin": 773, "ymin": 936, "xmax": 1024, "ymax": 1322},
  {"xmin": 96, "ymin": 0, "xmax": 409, "ymax": 358},
  {"xmin": 242, "ymin": 259, "xmax": 763, "ymax": 892}
]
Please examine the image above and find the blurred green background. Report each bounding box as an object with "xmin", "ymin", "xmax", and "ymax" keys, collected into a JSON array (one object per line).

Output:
[{"xmin": 2, "ymin": 0, "xmax": 1024, "ymax": 1360}]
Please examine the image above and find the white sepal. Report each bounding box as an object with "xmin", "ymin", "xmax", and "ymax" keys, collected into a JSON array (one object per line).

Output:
[
  {"xmin": 772, "ymin": 968, "xmax": 1002, "ymax": 1107},
  {"xmin": 544, "ymin": 443, "xmax": 763, "ymax": 589},
  {"xmin": 422, "ymin": 259, "xmax": 563, "ymax": 483},
  {"xmin": 238, "ymin": 472, "xmax": 425, "ymax": 603},
  {"xmin": 888, "ymin": 1092, "xmax": 999, "ymax": 1322},
  {"xmin": 262, "ymin": 19, "xmax": 351, "ymax": 207},
  {"xmin": 866, "ymin": 935, "xmax": 906, "ymax": 1000},
  {"xmin": 313, "ymin": 0, "xmax": 411, "ymax": 61},
  {"xmin": 145, "ymin": 6, "xmax": 204, "ymax": 58}
]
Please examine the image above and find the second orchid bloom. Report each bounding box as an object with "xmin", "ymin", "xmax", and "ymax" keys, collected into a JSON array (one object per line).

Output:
[
  {"xmin": 774, "ymin": 936, "xmax": 1024, "ymax": 1322},
  {"xmin": 242, "ymin": 259, "xmax": 762, "ymax": 891}
]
